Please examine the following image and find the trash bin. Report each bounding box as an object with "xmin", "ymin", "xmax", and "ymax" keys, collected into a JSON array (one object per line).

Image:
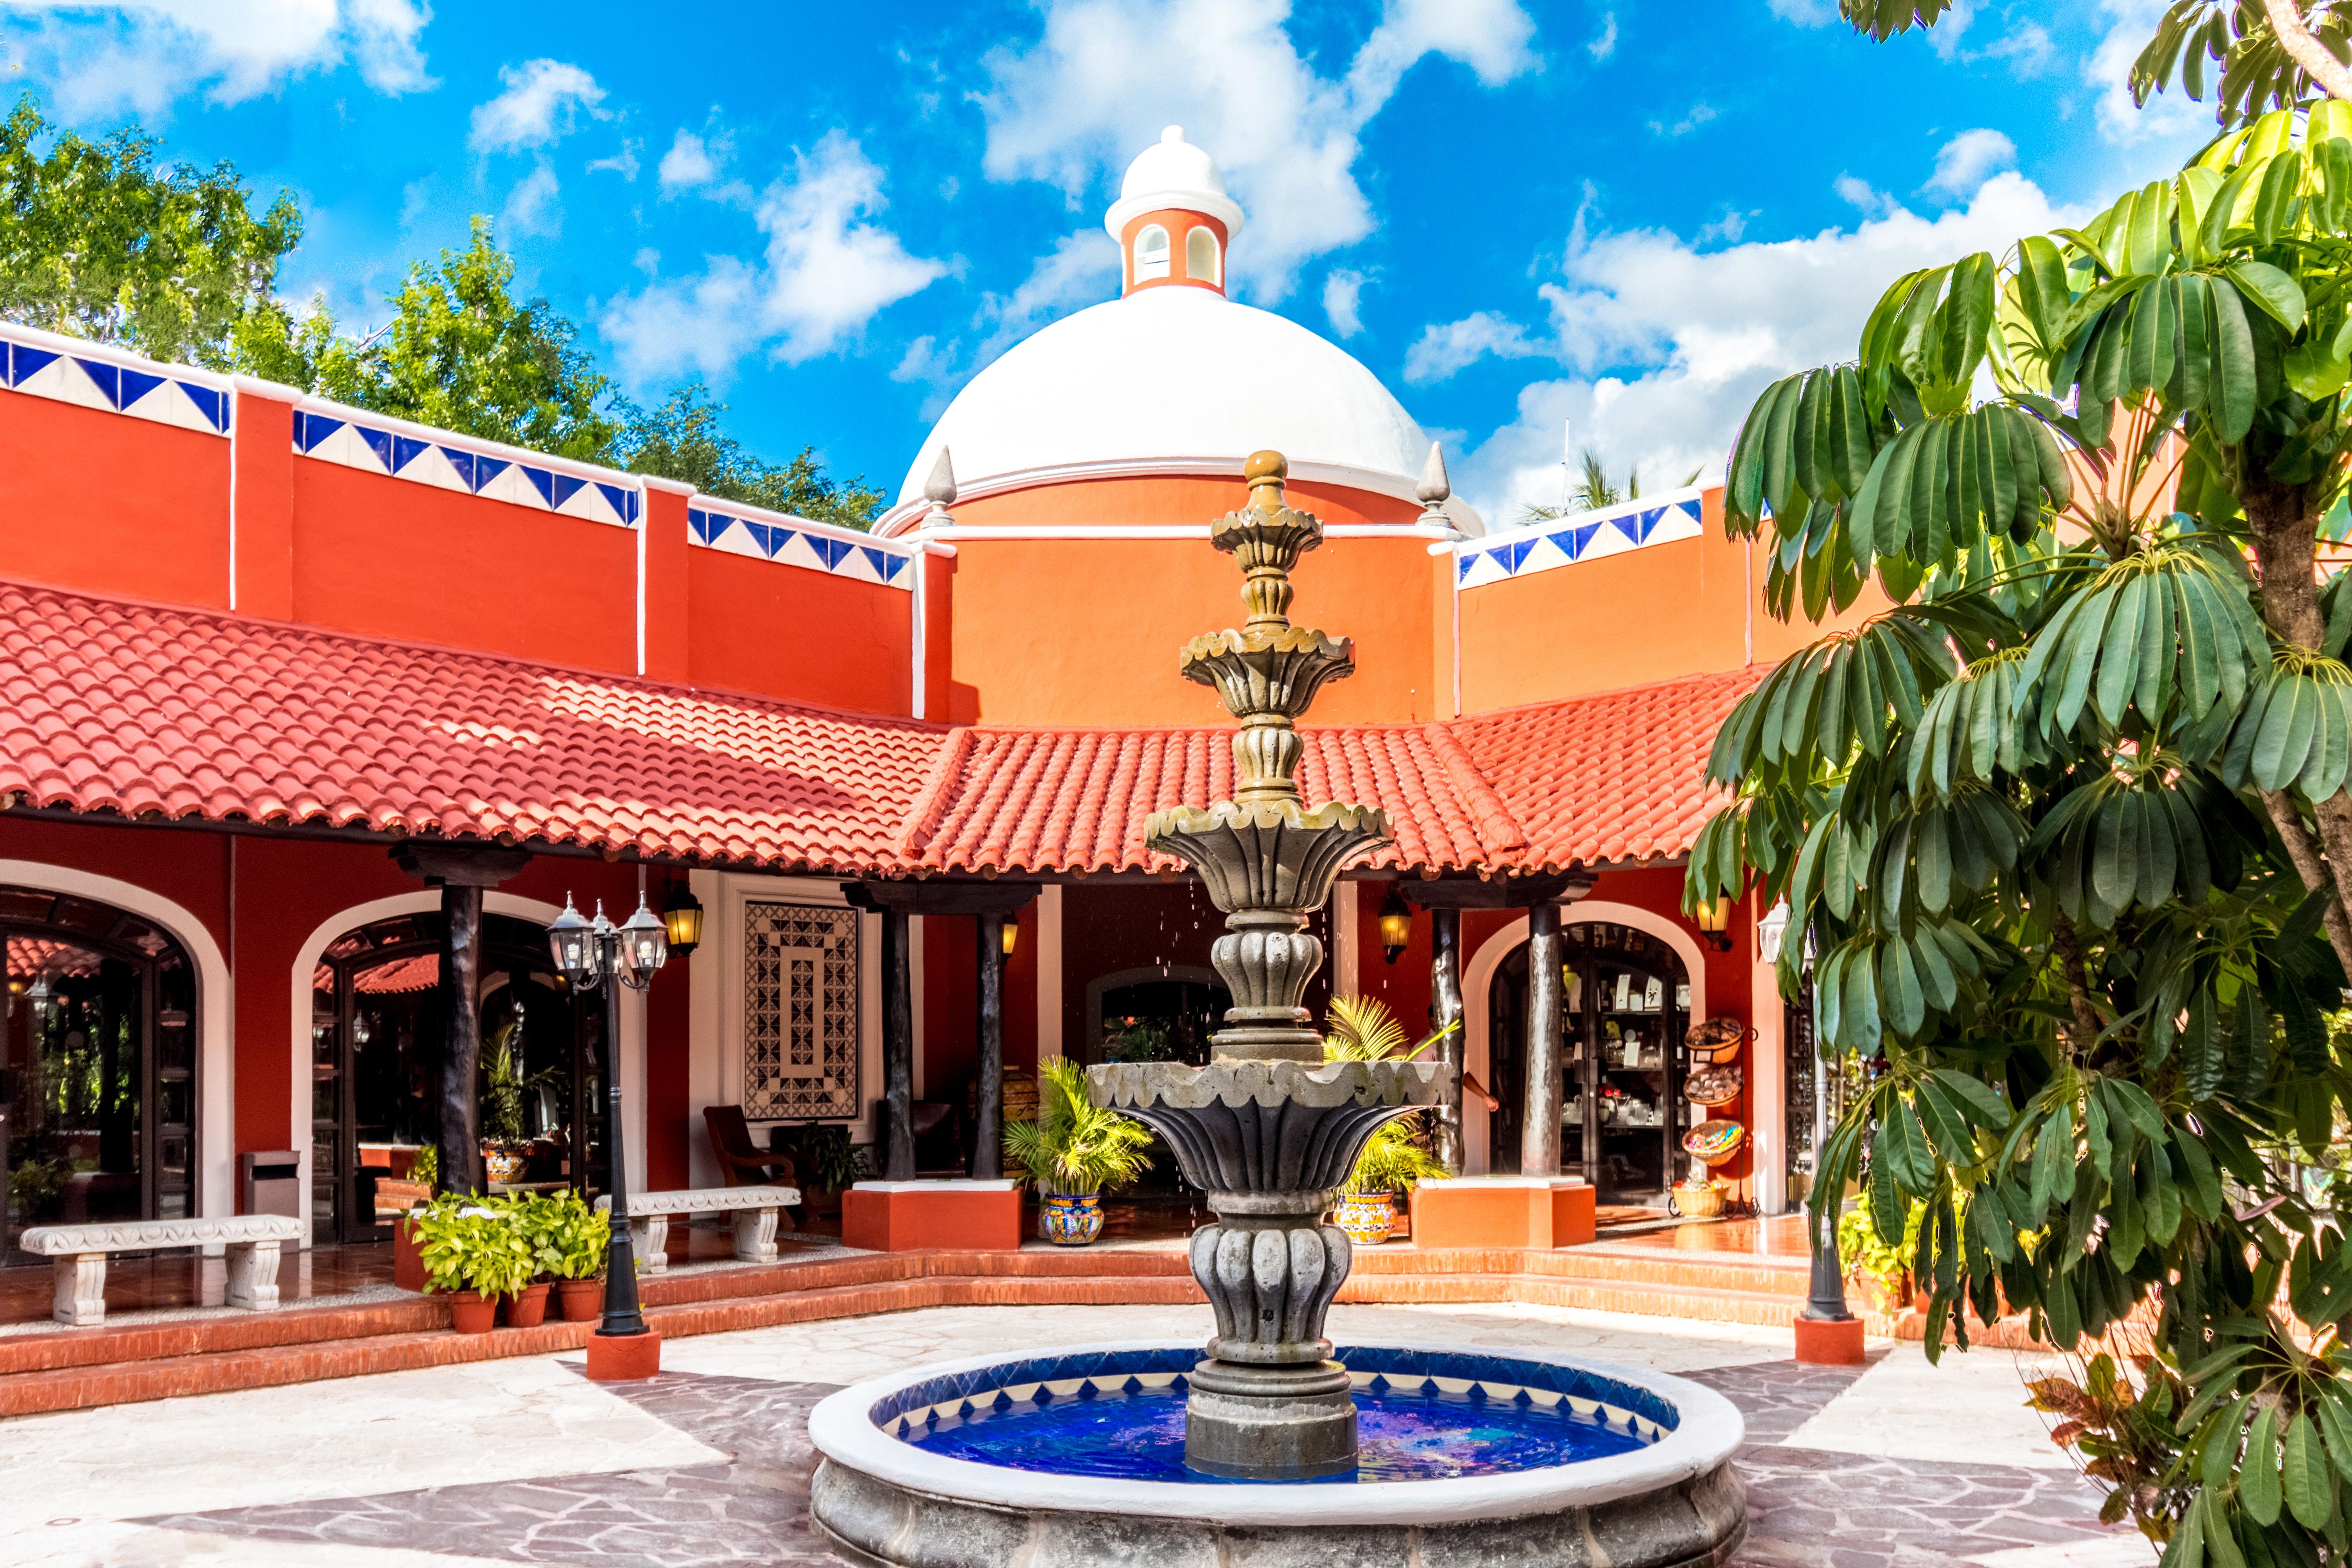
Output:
[{"xmin": 240, "ymin": 1151, "xmax": 301, "ymax": 1218}]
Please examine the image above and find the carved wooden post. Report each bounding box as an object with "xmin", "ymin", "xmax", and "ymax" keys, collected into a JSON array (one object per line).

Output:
[
  {"xmin": 881, "ymin": 906, "xmax": 915, "ymax": 1181},
  {"xmin": 975, "ymin": 913, "xmax": 1005, "ymax": 1179},
  {"xmin": 1523, "ymin": 900, "xmax": 1565, "ymax": 1177},
  {"xmin": 1428, "ymin": 906, "xmax": 1465, "ymax": 1175},
  {"xmin": 392, "ymin": 846, "xmax": 529, "ymax": 1199}
]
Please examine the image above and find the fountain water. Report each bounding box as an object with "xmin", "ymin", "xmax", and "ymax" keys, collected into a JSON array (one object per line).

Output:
[{"xmin": 806, "ymin": 452, "xmax": 1748, "ymax": 1566}]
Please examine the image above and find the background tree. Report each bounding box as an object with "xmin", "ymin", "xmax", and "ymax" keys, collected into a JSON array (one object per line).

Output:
[
  {"xmin": 0, "ymin": 95, "xmax": 301, "ymax": 369},
  {"xmin": 1687, "ymin": 106, "xmax": 2352, "ymax": 1561},
  {"xmin": 1517, "ymin": 450, "xmax": 1702, "ymax": 525},
  {"xmin": 615, "ymin": 382, "xmax": 883, "ymax": 530}
]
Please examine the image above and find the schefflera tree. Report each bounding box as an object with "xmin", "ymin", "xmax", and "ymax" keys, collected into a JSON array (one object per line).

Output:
[{"xmin": 1688, "ymin": 105, "xmax": 2352, "ymax": 1560}]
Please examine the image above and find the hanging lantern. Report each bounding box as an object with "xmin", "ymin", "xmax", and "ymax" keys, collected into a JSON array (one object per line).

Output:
[
  {"xmin": 660, "ymin": 881, "xmax": 705, "ymax": 957},
  {"xmin": 1002, "ymin": 918, "xmax": 1019, "ymax": 958},
  {"xmin": 617, "ymin": 898, "xmax": 670, "ymax": 987},
  {"xmin": 548, "ymin": 895, "xmax": 598, "ymax": 986},
  {"xmin": 1377, "ymin": 886, "xmax": 1412, "ymax": 964},
  {"xmin": 1693, "ymin": 896, "xmax": 1734, "ymax": 953}
]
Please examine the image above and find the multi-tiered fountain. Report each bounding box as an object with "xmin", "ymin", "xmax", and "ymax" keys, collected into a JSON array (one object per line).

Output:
[
  {"xmin": 1086, "ymin": 449, "xmax": 1446, "ymax": 1477},
  {"xmin": 807, "ymin": 454, "xmax": 1747, "ymax": 1567}
]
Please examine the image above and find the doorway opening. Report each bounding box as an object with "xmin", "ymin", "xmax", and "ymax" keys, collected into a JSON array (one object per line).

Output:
[
  {"xmin": 308, "ymin": 911, "xmax": 601, "ymax": 1245},
  {"xmin": 0, "ymin": 884, "xmax": 199, "ymax": 1259}
]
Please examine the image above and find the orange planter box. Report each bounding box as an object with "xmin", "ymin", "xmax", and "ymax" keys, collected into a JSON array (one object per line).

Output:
[
  {"xmin": 1409, "ymin": 1177, "xmax": 1597, "ymax": 1250},
  {"xmin": 842, "ymin": 1180, "xmax": 1023, "ymax": 1252}
]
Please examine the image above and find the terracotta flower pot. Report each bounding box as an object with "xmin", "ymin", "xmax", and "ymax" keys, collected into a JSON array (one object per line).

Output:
[
  {"xmin": 446, "ymin": 1289, "xmax": 498, "ymax": 1334},
  {"xmin": 1334, "ymin": 1191, "xmax": 1397, "ymax": 1245},
  {"xmin": 505, "ymin": 1281, "xmax": 551, "ymax": 1328},
  {"xmin": 1039, "ymin": 1192, "xmax": 1104, "ymax": 1246},
  {"xmin": 555, "ymin": 1278, "xmax": 603, "ymax": 1322},
  {"xmin": 392, "ymin": 1217, "xmax": 426, "ymax": 1293}
]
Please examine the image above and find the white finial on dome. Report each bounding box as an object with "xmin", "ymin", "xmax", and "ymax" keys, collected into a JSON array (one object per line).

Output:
[
  {"xmin": 1417, "ymin": 441, "xmax": 1450, "ymax": 506},
  {"xmin": 922, "ymin": 446, "xmax": 957, "ymax": 506},
  {"xmin": 1104, "ymin": 125, "xmax": 1244, "ymax": 245}
]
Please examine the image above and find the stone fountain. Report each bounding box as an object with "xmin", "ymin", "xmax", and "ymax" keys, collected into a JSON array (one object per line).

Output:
[
  {"xmin": 1086, "ymin": 448, "xmax": 1449, "ymax": 1479},
  {"xmin": 805, "ymin": 452, "xmax": 1748, "ymax": 1566}
]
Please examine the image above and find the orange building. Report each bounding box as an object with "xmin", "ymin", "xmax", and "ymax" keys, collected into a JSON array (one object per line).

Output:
[{"xmin": 0, "ymin": 129, "xmax": 1858, "ymax": 1263}]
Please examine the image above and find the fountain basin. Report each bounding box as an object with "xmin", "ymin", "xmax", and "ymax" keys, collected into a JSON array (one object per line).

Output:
[{"xmin": 808, "ymin": 1339, "xmax": 1747, "ymax": 1567}]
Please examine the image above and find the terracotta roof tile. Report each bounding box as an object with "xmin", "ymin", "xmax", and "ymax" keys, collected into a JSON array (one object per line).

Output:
[{"xmin": 0, "ymin": 581, "xmax": 1760, "ymax": 878}]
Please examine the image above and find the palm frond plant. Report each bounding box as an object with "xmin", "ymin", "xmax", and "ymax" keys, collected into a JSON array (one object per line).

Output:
[
  {"xmin": 1343, "ymin": 1117, "xmax": 1445, "ymax": 1198},
  {"xmin": 1321, "ymin": 995, "xmax": 1452, "ymax": 1198},
  {"xmin": 1002, "ymin": 1057, "xmax": 1155, "ymax": 1196}
]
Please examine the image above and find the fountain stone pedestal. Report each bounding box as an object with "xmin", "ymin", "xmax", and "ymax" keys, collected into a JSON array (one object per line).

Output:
[{"xmin": 1088, "ymin": 449, "xmax": 1450, "ymax": 1479}]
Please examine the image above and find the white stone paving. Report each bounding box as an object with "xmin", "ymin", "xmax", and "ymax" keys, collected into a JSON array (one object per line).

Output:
[{"xmin": 1784, "ymin": 1339, "xmax": 2074, "ymax": 1470}]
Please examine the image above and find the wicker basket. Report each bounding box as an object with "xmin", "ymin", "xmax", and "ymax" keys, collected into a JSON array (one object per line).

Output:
[
  {"xmin": 1683, "ymin": 1017, "xmax": 1749, "ymax": 1065},
  {"xmin": 1682, "ymin": 1119, "xmax": 1747, "ymax": 1168},
  {"xmin": 1672, "ymin": 1180, "xmax": 1727, "ymax": 1220},
  {"xmin": 1684, "ymin": 1063, "xmax": 1743, "ymax": 1107}
]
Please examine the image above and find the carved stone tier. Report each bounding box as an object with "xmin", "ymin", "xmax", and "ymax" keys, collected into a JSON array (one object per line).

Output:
[
  {"xmin": 1209, "ymin": 486, "xmax": 1325, "ymax": 634},
  {"xmin": 1144, "ymin": 799, "xmax": 1389, "ymax": 919},
  {"xmin": 1091, "ymin": 1059, "xmax": 1449, "ymax": 1195},
  {"xmin": 1179, "ymin": 626, "xmax": 1354, "ymax": 724}
]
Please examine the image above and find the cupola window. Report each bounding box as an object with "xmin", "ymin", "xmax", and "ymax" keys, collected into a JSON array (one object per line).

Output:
[
  {"xmin": 1134, "ymin": 224, "xmax": 1171, "ymax": 282},
  {"xmin": 1185, "ymin": 226, "xmax": 1220, "ymax": 287}
]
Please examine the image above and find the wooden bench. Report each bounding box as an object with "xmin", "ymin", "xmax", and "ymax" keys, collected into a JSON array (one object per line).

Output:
[
  {"xmin": 18, "ymin": 1216, "xmax": 305, "ymax": 1327},
  {"xmin": 595, "ymin": 1186, "xmax": 799, "ymax": 1274}
]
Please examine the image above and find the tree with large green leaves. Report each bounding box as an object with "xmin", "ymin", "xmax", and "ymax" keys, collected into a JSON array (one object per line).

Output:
[
  {"xmin": 1687, "ymin": 103, "xmax": 2352, "ymax": 1559},
  {"xmin": 0, "ymin": 94, "xmax": 302, "ymax": 369}
]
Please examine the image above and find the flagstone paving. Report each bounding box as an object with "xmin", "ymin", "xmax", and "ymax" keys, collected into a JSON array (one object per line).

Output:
[{"xmin": 0, "ymin": 1302, "xmax": 2152, "ymax": 1568}]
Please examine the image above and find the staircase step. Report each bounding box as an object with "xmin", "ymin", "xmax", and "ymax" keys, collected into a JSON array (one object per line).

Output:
[{"xmin": 1339, "ymin": 1271, "xmax": 1800, "ymax": 1328}]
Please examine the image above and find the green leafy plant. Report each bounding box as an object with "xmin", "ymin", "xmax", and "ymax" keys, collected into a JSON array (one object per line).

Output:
[
  {"xmin": 480, "ymin": 1024, "xmax": 552, "ymax": 1149},
  {"xmin": 775, "ymin": 1125, "xmax": 858, "ymax": 1194},
  {"xmin": 1837, "ymin": 1198, "xmax": 1926, "ymax": 1303},
  {"xmin": 1100, "ymin": 1016, "xmax": 1176, "ymax": 1063},
  {"xmin": 522, "ymin": 1189, "xmax": 608, "ymax": 1282},
  {"xmin": 6, "ymin": 1151, "xmax": 67, "ymax": 1222},
  {"xmin": 1686, "ymin": 92, "xmax": 2352, "ymax": 1559},
  {"xmin": 410, "ymin": 1194, "xmax": 535, "ymax": 1299},
  {"xmin": 409, "ymin": 1143, "xmax": 439, "ymax": 1193},
  {"xmin": 1323, "ymin": 996, "xmax": 1450, "ymax": 1196},
  {"xmin": 1003, "ymin": 1058, "xmax": 1154, "ymax": 1196}
]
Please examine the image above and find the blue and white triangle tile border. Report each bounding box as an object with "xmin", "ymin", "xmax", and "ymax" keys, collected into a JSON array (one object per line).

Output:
[
  {"xmin": 2, "ymin": 328, "xmax": 233, "ymax": 436},
  {"xmin": 1453, "ymin": 486, "xmax": 1708, "ymax": 590},
  {"xmin": 290, "ymin": 407, "xmax": 642, "ymax": 528},
  {"xmin": 686, "ymin": 501, "xmax": 914, "ymax": 590}
]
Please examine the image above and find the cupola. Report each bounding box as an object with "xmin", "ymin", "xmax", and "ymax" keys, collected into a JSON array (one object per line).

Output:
[{"xmin": 1104, "ymin": 126, "xmax": 1244, "ymax": 298}]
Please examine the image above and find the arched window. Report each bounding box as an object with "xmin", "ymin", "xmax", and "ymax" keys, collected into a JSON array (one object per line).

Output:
[
  {"xmin": 1133, "ymin": 223, "xmax": 1171, "ymax": 282},
  {"xmin": 1185, "ymin": 225, "xmax": 1220, "ymax": 286}
]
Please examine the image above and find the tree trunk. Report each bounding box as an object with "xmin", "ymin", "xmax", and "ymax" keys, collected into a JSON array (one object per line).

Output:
[
  {"xmin": 2262, "ymin": 0, "xmax": 2352, "ymax": 102},
  {"xmin": 2245, "ymin": 480, "xmax": 2352, "ymax": 976}
]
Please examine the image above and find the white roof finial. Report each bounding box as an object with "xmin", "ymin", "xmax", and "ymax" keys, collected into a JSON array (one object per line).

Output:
[
  {"xmin": 1105, "ymin": 127, "xmax": 1245, "ymax": 245},
  {"xmin": 1416, "ymin": 441, "xmax": 1450, "ymax": 506},
  {"xmin": 922, "ymin": 446, "xmax": 957, "ymax": 507},
  {"xmin": 1162, "ymin": 124, "xmax": 1184, "ymax": 143}
]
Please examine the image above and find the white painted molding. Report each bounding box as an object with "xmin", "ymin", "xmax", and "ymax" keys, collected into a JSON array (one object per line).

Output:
[{"xmin": 0, "ymin": 860, "xmax": 235, "ymax": 1239}]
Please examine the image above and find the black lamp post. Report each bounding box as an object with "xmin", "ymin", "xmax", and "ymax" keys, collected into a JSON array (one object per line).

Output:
[{"xmin": 549, "ymin": 893, "xmax": 667, "ymax": 1342}]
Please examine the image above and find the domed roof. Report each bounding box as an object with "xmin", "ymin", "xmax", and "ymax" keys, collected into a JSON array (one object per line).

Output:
[
  {"xmin": 895, "ymin": 286, "xmax": 1431, "ymax": 504},
  {"xmin": 1105, "ymin": 126, "xmax": 1243, "ymax": 240}
]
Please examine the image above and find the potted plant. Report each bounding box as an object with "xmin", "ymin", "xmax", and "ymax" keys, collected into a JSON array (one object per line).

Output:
[
  {"xmin": 777, "ymin": 1125, "xmax": 859, "ymax": 1219},
  {"xmin": 541, "ymin": 1189, "xmax": 610, "ymax": 1321},
  {"xmin": 412, "ymin": 1194, "xmax": 535, "ymax": 1332},
  {"xmin": 1837, "ymin": 1200, "xmax": 1925, "ymax": 1317},
  {"xmin": 1003, "ymin": 1058, "xmax": 1153, "ymax": 1245},
  {"xmin": 479, "ymin": 1025, "xmax": 537, "ymax": 1185},
  {"xmin": 1323, "ymin": 996, "xmax": 1450, "ymax": 1244}
]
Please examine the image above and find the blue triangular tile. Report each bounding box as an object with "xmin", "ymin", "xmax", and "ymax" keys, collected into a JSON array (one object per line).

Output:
[
  {"xmin": 11, "ymin": 345, "xmax": 56, "ymax": 386},
  {"xmin": 1456, "ymin": 553, "xmax": 1476, "ymax": 582},
  {"xmin": 474, "ymin": 456, "xmax": 510, "ymax": 493},
  {"xmin": 392, "ymin": 434, "xmax": 433, "ymax": 473},
  {"xmin": 1503, "ymin": 538, "xmax": 1536, "ymax": 573},
  {"xmin": 859, "ymin": 546, "xmax": 892, "ymax": 579},
  {"xmin": 549, "ymin": 473, "xmax": 590, "ymax": 510},
  {"xmin": 881, "ymin": 553, "xmax": 909, "ymax": 583},
  {"xmin": 688, "ymin": 508, "xmax": 712, "ymax": 543},
  {"xmin": 356, "ymin": 425, "xmax": 393, "ymax": 470},
  {"xmin": 296, "ymin": 413, "xmax": 340, "ymax": 452},
  {"xmin": 440, "ymin": 448, "xmax": 475, "ymax": 488},
  {"xmin": 523, "ymin": 466, "xmax": 557, "ymax": 506},
  {"xmin": 119, "ymin": 368, "xmax": 166, "ymax": 409},
  {"xmin": 766, "ymin": 526, "xmax": 795, "ymax": 560},
  {"xmin": 73, "ymin": 359, "xmax": 120, "ymax": 408},
  {"xmin": 184, "ymin": 384, "xmax": 227, "ymax": 432},
  {"xmin": 595, "ymin": 481, "xmax": 632, "ymax": 522},
  {"xmin": 743, "ymin": 521, "xmax": 771, "ymax": 556},
  {"xmin": 813, "ymin": 535, "xmax": 853, "ymax": 570}
]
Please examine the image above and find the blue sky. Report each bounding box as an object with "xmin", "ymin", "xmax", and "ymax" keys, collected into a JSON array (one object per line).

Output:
[{"xmin": 2, "ymin": 1, "xmax": 2217, "ymax": 521}]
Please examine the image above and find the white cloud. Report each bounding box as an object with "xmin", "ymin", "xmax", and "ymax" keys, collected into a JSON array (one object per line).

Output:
[
  {"xmin": 2088, "ymin": 0, "xmax": 2214, "ymax": 145},
  {"xmin": 1835, "ymin": 173, "xmax": 1894, "ymax": 216},
  {"xmin": 977, "ymin": 230, "xmax": 1120, "ymax": 353},
  {"xmin": 1923, "ymin": 127, "xmax": 2016, "ymax": 198},
  {"xmin": 1323, "ymin": 268, "xmax": 1367, "ymax": 338},
  {"xmin": 975, "ymin": 0, "xmax": 1537, "ymax": 299},
  {"xmin": 599, "ymin": 131, "xmax": 948, "ymax": 383},
  {"xmin": 1650, "ymin": 102, "xmax": 1716, "ymax": 137},
  {"xmin": 1766, "ymin": 0, "xmax": 1838, "ymax": 24},
  {"xmin": 588, "ymin": 140, "xmax": 641, "ymax": 181},
  {"xmin": 659, "ymin": 129, "xmax": 720, "ymax": 190},
  {"xmin": 468, "ymin": 58, "xmax": 604, "ymax": 154},
  {"xmin": 1439, "ymin": 172, "xmax": 2088, "ymax": 523},
  {"xmin": 1587, "ymin": 11, "xmax": 1617, "ymax": 62},
  {"xmin": 502, "ymin": 162, "xmax": 561, "ymax": 237},
  {"xmin": 2, "ymin": 0, "xmax": 432, "ymax": 116},
  {"xmin": 1403, "ymin": 310, "xmax": 1542, "ymax": 385}
]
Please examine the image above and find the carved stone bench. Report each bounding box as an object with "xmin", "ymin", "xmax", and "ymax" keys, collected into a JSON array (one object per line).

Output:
[
  {"xmin": 595, "ymin": 1186, "xmax": 799, "ymax": 1274},
  {"xmin": 18, "ymin": 1216, "xmax": 305, "ymax": 1327}
]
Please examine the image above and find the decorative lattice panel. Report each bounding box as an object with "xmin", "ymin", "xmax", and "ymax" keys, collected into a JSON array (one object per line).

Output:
[{"xmin": 742, "ymin": 902, "xmax": 861, "ymax": 1121}]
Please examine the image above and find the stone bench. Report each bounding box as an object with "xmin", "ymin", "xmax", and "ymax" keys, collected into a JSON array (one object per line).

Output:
[
  {"xmin": 18, "ymin": 1216, "xmax": 305, "ymax": 1327},
  {"xmin": 595, "ymin": 1186, "xmax": 799, "ymax": 1274}
]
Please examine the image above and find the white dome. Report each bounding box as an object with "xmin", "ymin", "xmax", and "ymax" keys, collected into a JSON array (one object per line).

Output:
[
  {"xmin": 896, "ymin": 287, "xmax": 1430, "ymax": 504},
  {"xmin": 1105, "ymin": 126, "xmax": 1243, "ymax": 241}
]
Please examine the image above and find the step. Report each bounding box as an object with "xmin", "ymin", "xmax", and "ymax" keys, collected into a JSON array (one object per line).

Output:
[
  {"xmin": 1339, "ymin": 1270, "xmax": 1802, "ymax": 1328},
  {"xmin": 1353, "ymin": 1244, "xmax": 1812, "ymax": 1299}
]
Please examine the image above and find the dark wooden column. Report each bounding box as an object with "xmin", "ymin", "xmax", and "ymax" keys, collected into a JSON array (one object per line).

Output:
[
  {"xmin": 1523, "ymin": 900, "xmax": 1565, "ymax": 1176},
  {"xmin": 1427, "ymin": 907, "xmax": 1465, "ymax": 1175},
  {"xmin": 1408, "ymin": 870, "xmax": 1592, "ymax": 1179},
  {"xmin": 880, "ymin": 906, "xmax": 914, "ymax": 1180},
  {"xmin": 849, "ymin": 882, "xmax": 1037, "ymax": 1184},
  {"xmin": 974, "ymin": 913, "xmax": 1006, "ymax": 1179},
  {"xmin": 393, "ymin": 845, "xmax": 530, "ymax": 1196}
]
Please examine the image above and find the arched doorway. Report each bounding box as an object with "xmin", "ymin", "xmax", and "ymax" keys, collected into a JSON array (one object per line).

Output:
[
  {"xmin": 1083, "ymin": 965, "xmax": 1230, "ymax": 1067},
  {"xmin": 1, "ymin": 884, "xmax": 199, "ymax": 1256},
  {"xmin": 1486, "ymin": 920, "xmax": 1691, "ymax": 1203},
  {"xmin": 308, "ymin": 911, "xmax": 600, "ymax": 1244}
]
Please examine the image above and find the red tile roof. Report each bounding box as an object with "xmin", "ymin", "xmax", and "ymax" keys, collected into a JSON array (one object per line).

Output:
[{"xmin": 0, "ymin": 581, "xmax": 1760, "ymax": 877}]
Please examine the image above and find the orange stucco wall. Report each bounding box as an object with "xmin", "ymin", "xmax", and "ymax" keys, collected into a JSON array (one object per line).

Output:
[
  {"xmin": 0, "ymin": 386, "xmax": 232, "ymax": 610},
  {"xmin": 686, "ymin": 544, "xmax": 913, "ymax": 714},
  {"xmin": 940, "ymin": 474, "xmax": 1434, "ymax": 726}
]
